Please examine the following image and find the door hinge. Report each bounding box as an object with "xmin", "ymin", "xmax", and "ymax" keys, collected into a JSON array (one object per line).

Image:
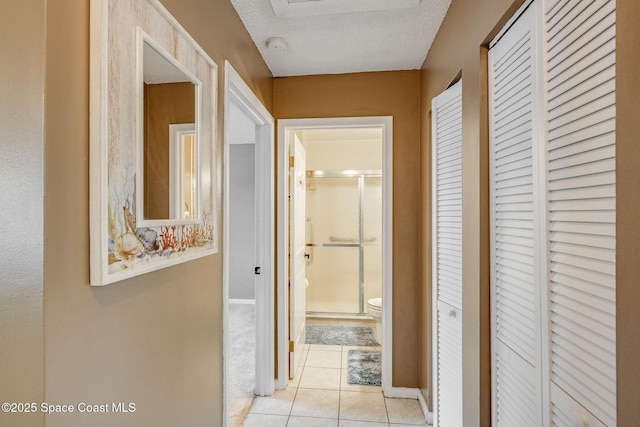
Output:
[
  {"xmin": 289, "ymin": 156, "xmax": 295, "ymax": 168},
  {"xmin": 254, "ymin": 266, "xmax": 261, "ymax": 275},
  {"xmin": 289, "ymin": 341, "xmax": 295, "ymax": 352}
]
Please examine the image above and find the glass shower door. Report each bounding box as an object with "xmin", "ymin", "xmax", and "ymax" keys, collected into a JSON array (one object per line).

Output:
[{"xmin": 305, "ymin": 176, "xmax": 361, "ymax": 314}]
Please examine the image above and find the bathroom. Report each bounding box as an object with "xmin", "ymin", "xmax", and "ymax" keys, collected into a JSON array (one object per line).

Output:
[{"xmin": 297, "ymin": 126, "xmax": 383, "ymax": 344}]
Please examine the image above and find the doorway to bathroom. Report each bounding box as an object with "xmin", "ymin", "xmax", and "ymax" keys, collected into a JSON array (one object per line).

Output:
[
  {"xmin": 276, "ymin": 117, "xmax": 393, "ymax": 394},
  {"xmin": 223, "ymin": 62, "xmax": 275, "ymax": 426},
  {"xmin": 302, "ymin": 129, "xmax": 383, "ymax": 316}
]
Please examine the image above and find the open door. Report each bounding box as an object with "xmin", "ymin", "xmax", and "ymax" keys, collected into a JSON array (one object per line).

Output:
[{"xmin": 289, "ymin": 135, "xmax": 306, "ymax": 378}]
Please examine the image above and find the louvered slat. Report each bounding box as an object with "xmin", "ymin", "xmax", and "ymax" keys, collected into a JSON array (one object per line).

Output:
[
  {"xmin": 434, "ymin": 82, "xmax": 463, "ymax": 311},
  {"xmin": 490, "ymin": 5, "xmax": 541, "ymax": 426},
  {"xmin": 551, "ymin": 383, "xmax": 607, "ymax": 427},
  {"xmin": 543, "ymin": 0, "xmax": 616, "ymax": 425},
  {"xmin": 432, "ymin": 80, "xmax": 463, "ymax": 427},
  {"xmin": 491, "ymin": 7, "xmax": 537, "ymax": 365},
  {"xmin": 495, "ymin": 340, "xmax": 538, "ymax": 427}
]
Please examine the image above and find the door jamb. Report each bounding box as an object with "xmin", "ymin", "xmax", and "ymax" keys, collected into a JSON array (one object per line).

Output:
[
  {"xmin": 223, "ymin": 61, "xmax": 275, "ymax": 426},
  {"xmin": 276, "ymin": 116, "xmax": 393, "ymax": 392}
]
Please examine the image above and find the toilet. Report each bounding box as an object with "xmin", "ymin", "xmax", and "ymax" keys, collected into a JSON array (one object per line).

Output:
[{"xmin": 367, "ymin": 297, "xmax": 383, "ymax": 344}]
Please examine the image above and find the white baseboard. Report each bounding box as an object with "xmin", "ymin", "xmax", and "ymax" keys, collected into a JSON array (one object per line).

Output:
[
  {"xmin": 384, "ymin": 386, "xmax": 418, "ymax": 399},
  {"xmin": 229, "ymin": 298, "xmax": 256, "ymax": 305},
  {"xmin": 384, "ymin": 387, "xmax": 432, "ymax": 425},
  {"xmin": 417, "ymin": 390, "xmax": 434, "ymax": 425}
]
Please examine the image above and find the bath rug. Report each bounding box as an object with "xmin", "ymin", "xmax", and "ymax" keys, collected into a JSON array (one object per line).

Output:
[
  {"xmin": 305, "ymin": 325, "xmax": 379, "ymax": 347},
  {"xmin": 347, "ymin": 349, "xmax": 382, "ymax": 386}
]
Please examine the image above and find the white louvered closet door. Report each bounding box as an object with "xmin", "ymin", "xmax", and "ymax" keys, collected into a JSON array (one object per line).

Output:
[
  {"xmin": 431, "ymin": 80, "xmax": 462, "ymax": 427},
  {"xmin": 489, "ymin": 4, "xmax": 543, "ymax": 426},
  {"xmin": 542, "ymin": 0, "xmax": 617, "ymax": 425}
]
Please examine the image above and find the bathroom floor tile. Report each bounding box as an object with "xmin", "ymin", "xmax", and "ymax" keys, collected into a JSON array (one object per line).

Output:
[
  {"xmin": 289, "ymin": 365, "xmax": 305, "ymax": 388},
  {"xmin": 338, "ymin": 421, "xmax": 390, "ymax": 427},
  {"xmin": 237, "ymin": 318, "xmax": 401, "ymax": 426},
  {"xmin": 309, "ymin": 344, "xmax": 343, "ymax": 352},
  {"xmin": 248, "ymin": 387, "xmax": 296, "ymax": 416},
  {"xmin": 291, "ymin": 389, "xmax": 340, "ymax": 419},
  {"xmin": 384, "ymin": 398, "xmax": 426, "ymax": 425},
  {"xmin": 242, "ymin": 413, "xmax": 288, "ymax": 427},
  {"xmin": 306, "ymin": 349, "xmax": 343, "ymax": 368},
  {"xmin": 299, "ymin": 366, "xmax": 341, "ymax": 390},
  {"xmin": 288, "ymin": 415, "xmax": 339, "ymax": 426},
  {"xmin": 339, "ymin": 391, "xmax": 388, "ymax": 423}
]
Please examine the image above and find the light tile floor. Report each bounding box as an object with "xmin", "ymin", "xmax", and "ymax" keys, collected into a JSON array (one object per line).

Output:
[{"xmin": 243, "ymin": 337, "xmax": 427, "ymax": 427}]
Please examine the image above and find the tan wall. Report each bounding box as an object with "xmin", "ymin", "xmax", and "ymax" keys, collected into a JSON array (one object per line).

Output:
[
  {"xmin": 421, "ymin": 0, "xmax": 640, "ymax": 425},
  {"xmin": 0, "ymin": 1, "xmax": 45, "ymax": 426},
  {"xmin": 43, "ymin": 1, "xmax": 271, "ymax": 427},
  {"xmin": 615, "ymin": 0, "xmax": 640, "ymax": 423},
  {"xmin": 274, "ymin": 71, "xmax": 421, "ymax": 387}
]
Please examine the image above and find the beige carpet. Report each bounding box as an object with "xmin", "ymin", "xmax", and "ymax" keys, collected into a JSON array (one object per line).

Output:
[{"xmin": 228, "ymin": 301, "xmax": 255, "ymax": 426}]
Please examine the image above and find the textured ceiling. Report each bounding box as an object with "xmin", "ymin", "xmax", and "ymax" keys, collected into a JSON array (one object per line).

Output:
[{"xmin": 229, "ymin": 0, "xmax": 452, "ymax": 77}]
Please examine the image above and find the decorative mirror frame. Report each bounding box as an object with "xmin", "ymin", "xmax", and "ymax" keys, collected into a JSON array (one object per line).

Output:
[{"xmin": 90, "ymin": 0, "xmax": 218, "ymax": 286}]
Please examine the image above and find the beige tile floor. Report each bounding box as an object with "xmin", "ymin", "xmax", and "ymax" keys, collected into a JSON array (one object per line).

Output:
[{"xmin": 242, "ymin": 333, "xmax": 427, "ymax": 427}]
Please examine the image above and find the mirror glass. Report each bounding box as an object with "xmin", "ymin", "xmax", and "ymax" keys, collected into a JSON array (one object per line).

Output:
[{"xmin": 142, "ymin": 39, "xmax": 199, "ymax": 221}]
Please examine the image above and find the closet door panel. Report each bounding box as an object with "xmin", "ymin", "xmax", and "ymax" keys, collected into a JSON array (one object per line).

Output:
[
  {"xmin": 432, "ymin": 80, "xmax": 463, "ymax": 427},
  {"xmin": 543, "ymin": 0, "xmax": 617, "ymax": 425},
  {"xmin": 433, "ymin": 81, "xmax": 463, "ymax": 311},
  {"xmin": 435, "ymin": 299, "xmax": 462, "ymax": 427},
  {"xmin": 489, "ymin": 5, "xmax": 542, "ymax": 426}
]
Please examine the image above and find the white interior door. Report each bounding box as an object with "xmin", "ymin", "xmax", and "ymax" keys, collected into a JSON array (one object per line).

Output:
[
  {"xmin": 432, "ymin": 80, "xmax": 463, "ymax": 427},
  {"xmin": 541, "ymin": 0, "xmax": 617, "ymax": 424},
  {"xmin": 289, "ymin": 135, "xmax": 306, "ymax": 378},
  {"xmin": 489, "ymin": 4, "xmax": 543, "ymax": 425}
]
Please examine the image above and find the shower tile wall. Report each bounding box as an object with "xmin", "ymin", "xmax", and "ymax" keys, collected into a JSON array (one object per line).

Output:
[{"xmin": 300, "ymin": 129, "xmax": 382, "ymax": 315}]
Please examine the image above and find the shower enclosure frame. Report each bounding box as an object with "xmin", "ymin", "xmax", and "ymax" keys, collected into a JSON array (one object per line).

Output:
[{"xmin": 305, "ymin": 169, "xmax": 382, "ymax": 316}]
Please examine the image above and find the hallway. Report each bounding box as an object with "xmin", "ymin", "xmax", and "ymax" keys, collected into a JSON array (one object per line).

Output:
[{"xmin": 242, "ymin": 319, "xmax": 426, "ymax": 426}]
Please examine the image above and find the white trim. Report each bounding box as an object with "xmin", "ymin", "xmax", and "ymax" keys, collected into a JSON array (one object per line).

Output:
[
  {"xmin": 488, "ymin": 0, "xmax": 535, "ymax": 49},
  {"xmin": 276, "ymin": 116, "xmax": 393, "ymax": 390},
  {"xmin": 384, "ymin": 387, "xmax": 418, "ymax": 399},
  {"xmin": 268, "ymin": 0, "xmax": 419, "ymax": 17},
  {"xmin": 431, "ymin": 91, "xmax": 439, "ymax": 427},
  {"xmin": 418, "ymin": 390, "xmax": 434, "ymax": 425},
  {"xmin": 223, "ymin": 61, "xmax": 275, "ymax": 427},
  {"xmin": 168, "ymin": 123, "xmax": 196, "ymax": 219},
  {"xmin": 229, "ymin": 299, "xmax": 257, "ymax": 305}
]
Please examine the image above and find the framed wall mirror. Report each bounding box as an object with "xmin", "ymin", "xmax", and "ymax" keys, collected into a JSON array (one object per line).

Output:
[
  {"xmin": 90, "ymin": 0, "xmax": 218, "ymax": 286},
  {"xmin": 138, "ymin": 33, "xmax": 200, "ymax": 224}
]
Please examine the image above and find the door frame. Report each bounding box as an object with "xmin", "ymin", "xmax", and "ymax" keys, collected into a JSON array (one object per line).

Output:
[
  {"xmin": 288, "ymin": 135, "xmax": 307, "ymax": 378},
  {"xmin": 223, "ymin": 61, "xmax": 275, "ymax": 425},
  {"xmin": 276, "ymin": 116, "xmax": 394, "ymax": 393}
]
